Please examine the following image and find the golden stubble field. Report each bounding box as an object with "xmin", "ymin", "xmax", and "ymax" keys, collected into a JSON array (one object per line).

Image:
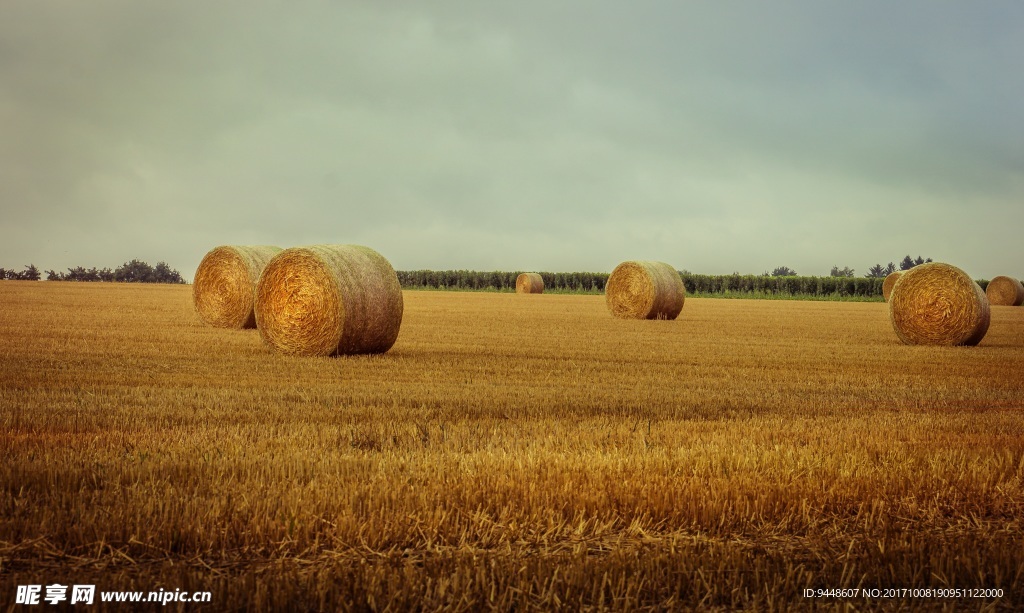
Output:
[{"xmin": 2, "ymin": 282, "xmax": 1023, "ymax": 611}]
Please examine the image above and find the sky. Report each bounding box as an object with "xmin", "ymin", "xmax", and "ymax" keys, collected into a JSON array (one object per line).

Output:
[{"xmin": 2, "ymin": 1, "xmax": 1022, "ymax": 280}]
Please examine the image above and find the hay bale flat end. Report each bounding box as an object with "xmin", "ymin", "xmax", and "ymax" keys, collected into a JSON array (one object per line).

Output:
[
  {"xmin": 193, "ymin": 245, "xmax": 282, "ymax": 329},
  {"xmin": 882, "ymin": 271, "xmax": 903, "ymax": 302}
]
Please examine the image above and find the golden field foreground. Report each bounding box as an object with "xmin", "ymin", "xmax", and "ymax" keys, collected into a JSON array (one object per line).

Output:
[{"xmin": 2, "ymin": 282, "xmax": 1023, "ymax": 611}]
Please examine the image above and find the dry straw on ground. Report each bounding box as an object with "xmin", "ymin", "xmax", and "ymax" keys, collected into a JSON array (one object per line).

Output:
[
  {"xmin": 193, "ymin": 245, "xmax": 282, "ymax": 329},
  {"xmin": 516, "ymin": 273, "xmax": 544, "ymax": 294},
  {"xmin": 254, "ymin": 245, "xmax": 403, "ymax": 357},
  {"xmin": 985, "ymin": 275, "xmax": 1024, "ymax": 307},
  {"xmin": 605, "ymin": 261, "xmax": 685, "ymax": 320},
  {"xmin": 882, "ymin": 271, "xmax": 903, "ymax": 302},
  {"xmin": 888, "ymin": 262, "xmax": 990, "ymax": 346}
]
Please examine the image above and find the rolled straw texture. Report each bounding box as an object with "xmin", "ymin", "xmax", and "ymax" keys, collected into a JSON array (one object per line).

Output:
[
  {"xmin": 254, "ymin": 245, "xmax": 403, "ymax": 357},
  {"xmin": 605, "ymin": 261, "xmax": 685, "ymax": 320},
  {"xmin": 882, "ymin": 271, "xmax": 903, "ymax": 302},
  {"xmin": 888, "ymin": 262, "xmax": 990, "ymax": 346},
  {"xmin": 985, "ymin": 276, "xmax": 1024, "ymax": 306},
  {"xmin": 193, "ymin": 245, "xmax": 282, "ymax": 329},
  {"xmin": 516, "ymin": 273, "xmax": 544, "ymax": 294}
]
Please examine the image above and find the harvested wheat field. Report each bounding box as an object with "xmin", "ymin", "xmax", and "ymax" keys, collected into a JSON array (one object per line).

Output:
[{"xmin": 2, "ymin": 282, "xmax": 1024, "ymax": 611}]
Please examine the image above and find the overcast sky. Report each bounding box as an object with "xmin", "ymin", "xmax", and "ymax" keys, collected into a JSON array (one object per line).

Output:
[{"xmin": 2, "ymin": 1, "xmax": 1022, "ymax": 280}]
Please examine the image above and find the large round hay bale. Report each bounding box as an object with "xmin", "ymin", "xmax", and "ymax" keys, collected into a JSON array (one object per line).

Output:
[
  {"xmin": 985, "ymin": 275, "xmax": 1024, "ymax": 306},
  {"xmin": 254, "ymin": 245, "xmax": 403, "ymax": 357},
  {"xmin": 882, "ymin": 271, "xmax": 903, "ymax": 302},
  {"xmin": 605, "ymin": 260, "xmax": 685, "ymax": 320},
  {"xmin": 888, "ymin": 262, "xmax": 990, "ymax": 346},
  {"xmin": 516, "ymin": 273, "xmax": 544, "ymax": 294},
  {"xmin": 193, "ymin": 245, "xmax": 282, "ymax": 329}
]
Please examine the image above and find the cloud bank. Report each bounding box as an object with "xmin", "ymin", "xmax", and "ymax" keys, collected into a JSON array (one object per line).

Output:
[{"xmin": 2, "ymin": 1, "xmax": 1022, "ymax": 279}]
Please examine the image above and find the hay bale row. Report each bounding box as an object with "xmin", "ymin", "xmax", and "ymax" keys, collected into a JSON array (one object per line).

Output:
[
  {"xmin": 985, "ymin": 275, "xmax": 1024, "ymax": 306},
  {"xmin": 888, "ymin": 262, "xmax": 990, "ymax": 346},
  {"xmin": 195, "ymin": 244, "xmax": 403, "ymax": 357},
  {"xmin": 605, "ymin": 260, "xmax": 685, "ymax": 320},
  {"xmin": 193, "ymin": 245, "xmax": 282, "ymax": 329},
  {"xmin": 516, "ymin": 273, "xmax": 544, "ymax": 294},
  {"xmin": 196, "ymin": 248, "xmax": 1003, "ymax": 354}
]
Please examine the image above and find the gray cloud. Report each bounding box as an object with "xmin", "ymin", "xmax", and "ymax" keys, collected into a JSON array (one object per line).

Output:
[{"xmin": 2, "ymin": 1, "xmax": 1022, "ymax": 279}]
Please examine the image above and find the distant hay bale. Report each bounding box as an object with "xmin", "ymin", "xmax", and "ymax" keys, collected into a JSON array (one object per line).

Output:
[
  {"xmin": 193, "ymin": 245, "xmax": 282, "ymax": 329},
  {"xmin": 254, "ymin": 245, "xmax": 403, "ymax": 357},
  {"xmin": 516, "ymin": 273, "xmax": 544, "ymax": 294},
  {"xmin": 882, "ymin": 271, "xmax": 903, "ymax": 302},
  {"xmin": 985, "ymin": 276, "xmax": 1024, "ymax": 306},
  {"xmin": 888, "ymin": 262, "xmax": 990, "ymax": 346},
  {"xmin": 605, "ymin": 260, "xmax": 685, "ymax": 320}
]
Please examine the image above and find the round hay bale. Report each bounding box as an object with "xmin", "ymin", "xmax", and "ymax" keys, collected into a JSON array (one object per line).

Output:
[
  {"xmin": 882, "ymin": 271, "xmax": 903, "ymax": 302},
  {"xmin": 888, "ymin": 262, "xmax": 990, "ymax": 346},
  {"xmin": 516, "ymin": 273, "xmax": 544, "ymax": 294},
  {"xmin": 254, "ymin": 245, "xmax": 403, "ymax": 357},
  {"xmin": 985, "ymin": 275, "xmax": 1024, "ymax": 307},
  {"xmin": 193, "ymin": 245, "xmax": 282, "ymax": 329},
  {"xmin": 605, "ymin": 260, "xmax": 685, "ymax": 320}
]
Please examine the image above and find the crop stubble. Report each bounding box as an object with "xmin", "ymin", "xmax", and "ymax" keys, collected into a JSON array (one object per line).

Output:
[{"xmin": 1, "ymin": 282, "xmax": 1023, "ymax": 611}]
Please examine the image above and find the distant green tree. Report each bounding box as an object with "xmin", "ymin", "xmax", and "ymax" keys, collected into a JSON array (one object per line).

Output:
[
  {"xmin": 830, "ymin": 266, "xmax": 855, "ymax": 278},
  {"xmin": 885, "ymin": 262, "xmax": 897, "ymax": 275},
  {"xmin": 153, "ymin": 261, "xmax": 185, "ymax": 284},
  {"xmin": 900, "ymin": 255, "xmax": 932, "ymax": 271},
  {"xmin": 115, "ymin": 259, "xmax": 155, "ymax": 282},
  {"xmin": 771, "ymin": 266, "xmax": 797, "ymax": 277},
  {"xmin": 65, "ymin": 266, "xmax": 99, "ymax": 281},
  {"xmin": 11, "ymin": 264, "xmax": 42, "ymax": 280},
  {"xmin": 866, "ymin": 264, "xmax": 886, "ymax": 278}
]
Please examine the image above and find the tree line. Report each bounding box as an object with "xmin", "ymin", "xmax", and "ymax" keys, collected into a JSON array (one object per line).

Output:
[
  {"xmin": 396, "ymin": 255, "xmax": 947, "ymax": 297},
  {"xmin": 397, "ymin": 270, "xmax": 895, "ymax": 297},
  {"xmin": 0, "ymin": 264, "xmax": 42, "ymax": 280},
  {"xmin": 0, "ymin": 260, "xmax": 185, "ymax": 284},
  {"xmin": 396, "ymin": 270, "xmax": 887, "ymax": 297},
  {"xmin": 769, "ymin": 255, "xmax": 934, "ymax": 279},
  {"xmin": 2, "ymin": 254, "xmax": 953, "ymax": 297},
  {"xmin": 684, "ymin": 273, "xmax": 886, "ymax": 297},
  {"xmin": 397, "ymin": 270, "xmax": 608, "ymax": 292}
]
